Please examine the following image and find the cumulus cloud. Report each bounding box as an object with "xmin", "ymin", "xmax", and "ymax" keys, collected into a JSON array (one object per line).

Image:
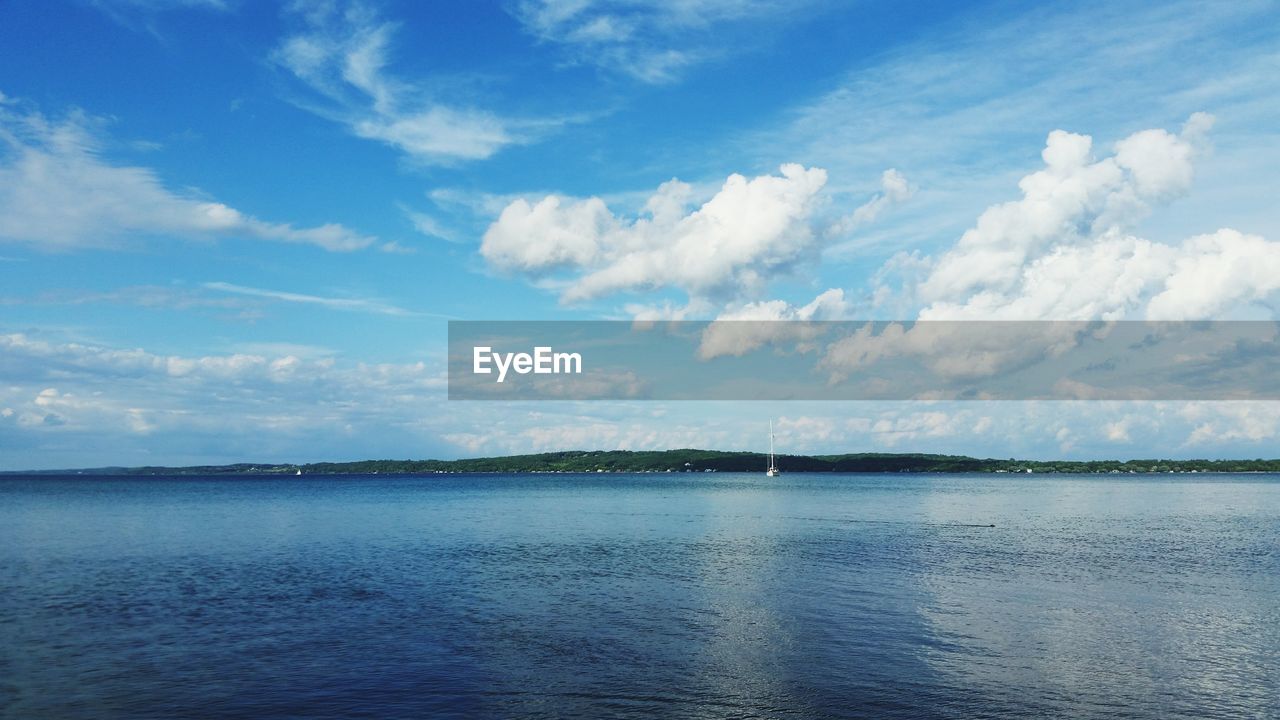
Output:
[
  {"xmin": 433, "ymin": 402, "xmax": 1277, "ymax": 459},
  {"xmin": 1180, "ymin": 402, "xmax": 1280, "ymax": 445},
  {"xmin": 443, "ymin": 416, "xmax": 726, "ymax": 456},
  {"xmin": 793, "ymin": 116, "xmax": 1280, "ymax": 399},
  {"xmin": 275, "ymin": 1, "xmax": 548, "ymax": 163},
  {"xmin": 1104, "ymin": 418, "xmax": 1133, "ymax": 443},
  {"xmin": 1145, "ymin": 229, "xmax": 1280, "ymax": 320},
  {"xmin": 3, "ymin": 329, "xmax": 1275, "ymax": 464},
  {"xmin": 891, "ymin": 113, "xmax": 1280, "ymax": 321},
  {"xmin": 711, "ymin": 288, "xmax": 850, "ymax": 323},
  {"xmin": 1, "ymin": 333, "xmax": 323, "ymax": 383},
  {"xmin": 0, "ymin": 99, "xmax": 375, "ymax": 251},
  {"xmin": 482, "ymin": 163, "xmax": 831, "ymax": 303},
  {"xmin": 695, "ymin": 288, "xmax": 849, "ymax": 359},
  {"xmin": 827, "ymin": 169, "xmax": 914, "ymax": 237},
  {"xmin": 813, "ymin": 320, "xmax": 1101, "ymax": 391},
  {"xmin": 440, "ymin": 401, "xmax": 1277, "ymax": 458},
  {"xmin": 867, "ymin": 410, "xmax": 989, "ymax": 447},
  {"xmin": 0, "ymin": 332, "xmax": 445, "ymax": 454},
  {"xmin": 625, "ymin": 298, "xmax": 716, "ymax": 322}
]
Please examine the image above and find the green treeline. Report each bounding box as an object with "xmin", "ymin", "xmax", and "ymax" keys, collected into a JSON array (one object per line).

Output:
[{"xmin": 19, "ymin": 450, "xmax": 1280, "ymax": 475}]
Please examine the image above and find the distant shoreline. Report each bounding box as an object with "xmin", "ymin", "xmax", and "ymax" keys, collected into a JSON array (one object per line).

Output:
[{"xmin": 6, "ymin": 450, "xmax": 1280, "ymax": 476}]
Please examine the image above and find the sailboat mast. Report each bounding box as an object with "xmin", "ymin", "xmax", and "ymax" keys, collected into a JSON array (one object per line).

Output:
[
  {"xmin": 769, "ymin": 419, "xmax": 774, "ymax": 468},
  {"xmin": 766, "ymin": 420, "xmax": 780, "ymax": 476}
]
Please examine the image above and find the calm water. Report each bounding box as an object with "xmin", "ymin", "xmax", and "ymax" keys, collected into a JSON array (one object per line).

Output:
[{"xmin": 1, "ymin": 473, "xmax": 1277, "ymax": 719}]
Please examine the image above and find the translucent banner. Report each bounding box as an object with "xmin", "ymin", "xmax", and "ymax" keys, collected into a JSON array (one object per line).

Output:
[{"xmin": 447, "ymin": 321, "xmax": 1280, "ymax": 401}]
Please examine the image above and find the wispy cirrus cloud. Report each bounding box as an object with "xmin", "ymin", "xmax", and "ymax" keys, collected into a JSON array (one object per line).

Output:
[
  {"xmin": 510, "ymin": 0, "xmax": 818, "ymax": 84},
  {"xmin": 0, "ymin": 285, "xmax": 251, "ymax": 310},
  {"xmin": 0, "ymin": 96, "xmax": 377, "ymax": 252},
  {"xmin": 202, "ymin": 281, "xmax": 452, "ymax": 317},
  {"xmin": 90, "ymin": 0, "xmax": 229, "ymax": 10},
  {"xmin": 86, "ymin": 0, "xmax": 231, "ymax": 32},
  {"xmin": 749, "ymin": 0, "xmax": 1280, "ymax": 263},
  {"xmin": 274, "ymin": 0, "xmax": 562, "ymax": 164},
  {"xmin": 400, "ymin": 205, "xmax": 461, "ymax": 243}
]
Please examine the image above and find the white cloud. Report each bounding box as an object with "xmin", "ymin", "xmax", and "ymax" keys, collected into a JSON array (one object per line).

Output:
[
  {"xmin": 3, "ymin": 332, "xmax": 1275, "ymax": 465},
  {"xmin": 827, "ymin": 169, "xmax": 913, "ymax": 237},
  {"xmin": 624, "ymin": 298, "xmax": 715, "ymax": 322},
  {"xmin": 713, "ymin": 288, "xmax": 850, "ymax": 323},
  {"xmin": 352, "ymin": 108, "xmax": 514, "ymax": 163},
  {"xmin": 1146, "ymin": 229, "xmax": 1280, "ymax": 320},
  {"xmin": 433, "ymin": 402, "xmax": 1275, "ymax": 459},
  {"xmin": 749, "ymin": 2, "xmax": 1280, "ymax": 269},
  {"xmin": 1180, "ymin": 402, "xmax": 1280, "ymax": 445},
  {"xmin": 1104, "ymin": 419, "xmax": 1132, "ymax": 443},
  {"xmin": 201, "ymin": 282, "xmax": 430, "ymax": 317},
  {"xmin": 695, "ymin": 288, "xmax": 848, "ymax": 359},
  {"xmin": 442, "ymin": 420, "xmax": 715, "ymax": 457},
  {"xmin": 482, "ymin": 194, "xmax": 615, "ymax": 275},
  {"xmin": 275, "ymin": 1, "xmax": 547, "ymax": 163},
  {"xmin": 401, "ymin": 207, "xmax": 460, "ymax": 243},
  {"xmin": 87, "ymin": 0, "xmax": 230, "ymax": 30},
  {"xmin": 481, "ymin": 163, "xmax": 831, "ymax": 303},
  {"xmin": 883, "ymin": 115, "xmax": 1280, "ymax": 321},
  {"xmin": 814, "ymin": 321, "xmax": 1088, "ymax": 389},
  {"xmin": 0, "ymin": 100, "xmax": 375, "ymax": 251},
  {"xmin": 0, "ymin": 332, "xmax": 446, "ymax": 449},
  {"xmin": 0, "ymin": 285, "xmax": 251, "ymax": 311},
  {"xmin": 511, "ymin": 0, "xmax": 809, "ymax": 84},
  {"xmin": 92, "ymin": 0, "xmax": 228, "ymax": 10},
  {"xmin": 868, "ymin": 410, "xmax": 985, "ymax": 447}
]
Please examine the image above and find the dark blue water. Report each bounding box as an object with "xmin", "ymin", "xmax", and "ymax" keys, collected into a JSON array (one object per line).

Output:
[{"xmin": 1, "ymin": 473, "xmax": 1277, "ymax": 719}]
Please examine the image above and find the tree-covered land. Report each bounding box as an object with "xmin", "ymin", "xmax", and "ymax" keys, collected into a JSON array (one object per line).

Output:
[{"xmin": 12, "ymin": 450, "xmax": 1280, "ymax": 475}]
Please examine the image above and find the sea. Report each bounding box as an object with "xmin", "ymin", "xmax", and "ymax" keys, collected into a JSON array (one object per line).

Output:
[{"xmin": 1, "ymin": 473, "xmax": 1276, "ymax": 719}]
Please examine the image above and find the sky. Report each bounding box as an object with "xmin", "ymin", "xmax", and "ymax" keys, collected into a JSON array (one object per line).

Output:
[{"xmin": 1, "ymin": 0, "xmax": 1279, "ymax": 469}]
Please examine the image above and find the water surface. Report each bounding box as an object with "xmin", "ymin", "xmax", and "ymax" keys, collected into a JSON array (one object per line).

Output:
[{"xmin": 1, "ymin": 473, "xmax": 1276, "ymax": 718}]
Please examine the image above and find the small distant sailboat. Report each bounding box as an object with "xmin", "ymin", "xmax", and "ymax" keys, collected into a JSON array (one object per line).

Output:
[
  {"xmin": 766, "ymin": 420, "xmax": 780, "ymax": 477},
  {"xmin": 296, "ymin": 469, "xmax": 303, "ymax": 476}
]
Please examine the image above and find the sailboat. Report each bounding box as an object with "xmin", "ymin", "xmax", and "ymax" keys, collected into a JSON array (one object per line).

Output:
[{"xmin": 766, "ymin": 420, "xmax": 780, "ymax": 477}]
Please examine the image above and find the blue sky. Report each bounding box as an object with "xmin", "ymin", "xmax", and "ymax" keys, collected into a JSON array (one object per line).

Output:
[{"xmin": 2, "ymin": 0, "xmax": 1279, "ymax": 469}]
